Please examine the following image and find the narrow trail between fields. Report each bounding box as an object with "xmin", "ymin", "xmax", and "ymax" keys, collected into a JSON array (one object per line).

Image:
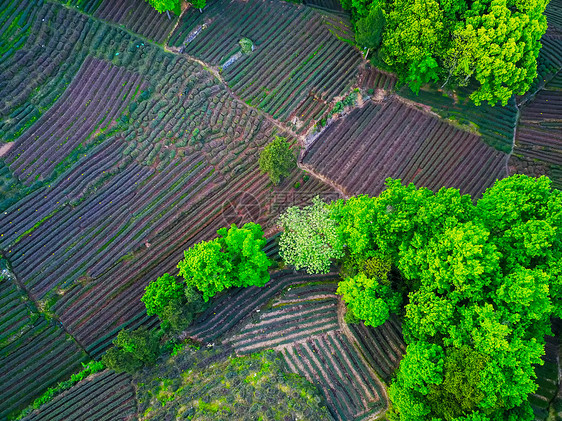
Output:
[{"xmin": 165, "ymin": 44, "xmax": 350, "ymax": 199}]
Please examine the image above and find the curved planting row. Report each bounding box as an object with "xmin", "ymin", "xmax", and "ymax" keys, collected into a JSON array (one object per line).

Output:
[
  {"xmin": 0, "ymin": 276, "xmax": 37, "ymax": 350},
  {"xmin": 0, "ymin": 0, "xmax": 337, "ymax": 365},
  {"xmin": 23, "ymin": 371, "xmax": 136, "ymax": 421},
  {"xmin": 304, "ymin": 0, "xmax": 347, "ymax": 15},
  {"xmin": 348, "ymin": 317, "xmax": 405, "ymax": 383},
  {"xmin": 65, "ymin": 0, "xmax": 105, "ymax": 14},
  {"xmin": 398, "ymin": 85, "xmax": 518, "ymax": 153},
  {"xmin": 282, "ymin": 330, "xmax": 385, "ymax": 421},
  {"xmin": 0, "ymin": 318, "xmax": 87, "ymax": 419},
  {"xmin": 303, "ymin": 97, "xmax": 507, "ymax": 198},
  {"xmin": 358, "ymin": 63, "xmax": 396, "ymax": 92},
  {"xmin": 545, "ymin": 0, "xmax": 562, "ymax": 35},
  {"xmin": 187, "ymin": 272, "xmax": 340, "ymax": 344},
  {"xmin": 95, "ymin": 0, "xmax": 179, "ymax": 44},
  {"xmin": 228, "ymin": 282, "xmax": 340, "ymax": 354},
  {"xmin": 0, "ymin": 0, "xmax": 42, "ymax": 65},
  {"xmin": 529, "ymin": 334, "xmax": 560, "ymax": 420},
  {"xmin": 0, "ymin": 2, "xmax": 91, "ymax": 140},
  {"xmin": 510, "ymin": 72, "xmax": 562, "ymax": 189},
  {"xmin": 4, "ymin": 57, "xmax": 145, "ymax": 185},
  {"xmin": 169, "ymin": 0, "xmax": 362, "ymax": 128}
]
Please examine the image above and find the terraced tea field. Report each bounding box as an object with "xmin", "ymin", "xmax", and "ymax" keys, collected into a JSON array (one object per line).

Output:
[
  {"xmin": 302, "ymin": 98, "xmax": 507, "ymax": 198},
  {"xmin": 1, "ymin": 0, "xmax": 561, "ymax": 418}
]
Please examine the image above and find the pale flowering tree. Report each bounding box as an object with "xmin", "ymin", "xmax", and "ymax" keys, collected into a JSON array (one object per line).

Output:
[{"xmin": 278, "ymin": 196, "xmax": 343, "ymax": 274}]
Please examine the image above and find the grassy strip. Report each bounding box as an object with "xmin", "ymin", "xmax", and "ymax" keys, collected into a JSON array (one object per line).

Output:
[
  {"xmin": 12, "ymin": 208, "xmax": 60, "ymax": 245},
  {"xmin": 11, "ymin": 360, "xmax": 105, "ymax": 420}
]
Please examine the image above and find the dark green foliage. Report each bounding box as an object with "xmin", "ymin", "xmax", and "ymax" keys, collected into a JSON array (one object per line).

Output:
[
  {"xmin": 355, "ymin": 4, "xmax": 385, "ymax": 58},
  {"xmin": 134, "ymin": 347, "xmax": 332, "ymax": 420},
  {"xmin": 102, "ymin": 327, "xmax": 161, "ymax": 374},
  {"xmin": 259, "ymin": 136, "xmax": 297, "ymax": 185},
  {"xmin": 426, "ymin": 347, "xmax": 489, "ymax": 419}
]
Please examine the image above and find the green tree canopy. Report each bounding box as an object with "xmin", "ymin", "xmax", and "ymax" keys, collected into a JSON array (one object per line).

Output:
[
  {"xmin": 178, "ymin": 223, "xmax": 271, "ymax": 301},
  {"xmin": 102, "ymin": 327, "xmax": 160, "ymax": 374},
  {"xmin": 259, "ymin": 136, "xmax": 297, "ymax": 185},
  {"xmin": 141, "ymin": 273, "xmax": 185, "ymax": 317},
  {"xmin": 146, "ymin": 0, "xmax": 181, "ymax": 14},
  {"xmin": 337, "ymin": 272, "xmax": 401, "ymax": 327},
  {"xmin": 355, "ymin": 3, "xmax": 385, "ymax": 58},
  {"xmin": 351, "ymin": 0, "xmax": 548, "ymax": 105},
  {"xmin": 281, "ymin": 175, "xmax": 560, "ymax": 420}
]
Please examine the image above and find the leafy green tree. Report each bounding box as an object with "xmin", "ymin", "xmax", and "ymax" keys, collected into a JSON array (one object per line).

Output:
[
  {"xmin": 141, "ymin": 273, "xmax": 185, "ymax": 317},
  {"xmin": 380, "ymin": 0, "xmax": 447, "ymax": 93},
  {"xmin": 102, "ymin": 327, "xmax": 160, "ymax": 374},
  {"xmin": 191, "ymin": 0, "xmax": 206, "ymax": 11},
  {"xmin": 367, "ymin": 0, "xmax": 548, "ymax": 104},
  {"xmin": 146, "ymin": 0, "xmax": 181, "ymax": 14},
  {"xmin": 216, "ymin": 222, "xmax": 271, "ymax": 288},
  {"xmin": 278, "ymin": 196, "xmax": 344, "ymax": 274},
  {"xmin": 178, "ymin": 239, "xmax": 233, "ymax": 302},
  {"xmin": 426, "ymin": 347, "xmax": 489, "ymax": 419},
  {"xmin": 178, "ymin": 223, "xmax": 271, "ymax": 301},
  {"xmin": 288, "ymin": 174, "xmax": 559, "ymax": 420},
  {"xmin": 337, "ymin": 272, "xmax": 401, "ymax": 327},
  {"xmin": 259, "ymin": 136, "xmax": 297, "ymax": 185},
  {"xmin": 447, "ymin": 0, "xmax": 548, "ymax": 105},
  {"xmin": 356, "ymin": 5, "xmax": 385, "ymax": 56}
]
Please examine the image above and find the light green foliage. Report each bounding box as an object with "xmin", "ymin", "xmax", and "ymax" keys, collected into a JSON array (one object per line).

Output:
[
  {"xmin": 476, "ymin": 175, "xmax": 562, "ymax": 318},
  {"xmin": 142, "ymin": 273, "xmax": 185, "ymax": 317},
  {"xmin": 380, "ymin": 0, "xmax": 446, "ymax": 92},
  {"xmin": 178, "ymin": 223, "xmax": 271, "ymax": 301},
  {"xmin": 258, "ymin": 136, "xmax": 297, "ymax": 185},
  {"xmin": 331, "ymin": 194, "xmax": 378, "ymax": 259},
  {"xmin": 141, "ymin": 274, "xmax": 207, "ymax": 333},
  {"xmin": 216, "ymin": 223, "xmax": 271, "ymax": 288},
  {"xmin": 278, "ymin": 196, "xmax": 344, "ymax": 274},
  {"xmin": 337, "ymin": 273, "xmax": 400, "ymax": 327},
  {"xmin": 374, "ymin": 0, "xmax": 548, "ymax": 105},
  {"xmin": 449, "ymin": 0, "xmax": 548, "ymax": 105},
  {"xmin": 178, "ymin": 239, "xmax": 233, "ymax": 302},
  {"xmin": 145, "ymin": 0, "xmax": 181, "ymax": 14},
  {"xmin": 102, "ymin": 327, "xmax": 160, "ymax": 374},
  {"xmin": 134, "ymin": 348, "xmax": 332, "ymax": 420},
  {"xmin": 239, "ymin": 38, "xmax": 253, "ymax": 54}
]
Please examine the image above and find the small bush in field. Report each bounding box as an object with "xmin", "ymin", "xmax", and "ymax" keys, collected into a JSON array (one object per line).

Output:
[{"xmin": 239, "ymin": 38, "xmax": 254, "ymax": 54}]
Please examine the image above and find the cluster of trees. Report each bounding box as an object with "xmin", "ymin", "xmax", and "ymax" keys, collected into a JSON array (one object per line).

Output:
[
  {"xmin": 103, "ymin": 222, "xmax": 271, "ymax": 373},
  {"xmin": 346, "ymin": 0, "xmax": 549, "ymax": 105},
  {"xmin": 278, "ymin": 175, "xmax": 562, "ymax": 420}
]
